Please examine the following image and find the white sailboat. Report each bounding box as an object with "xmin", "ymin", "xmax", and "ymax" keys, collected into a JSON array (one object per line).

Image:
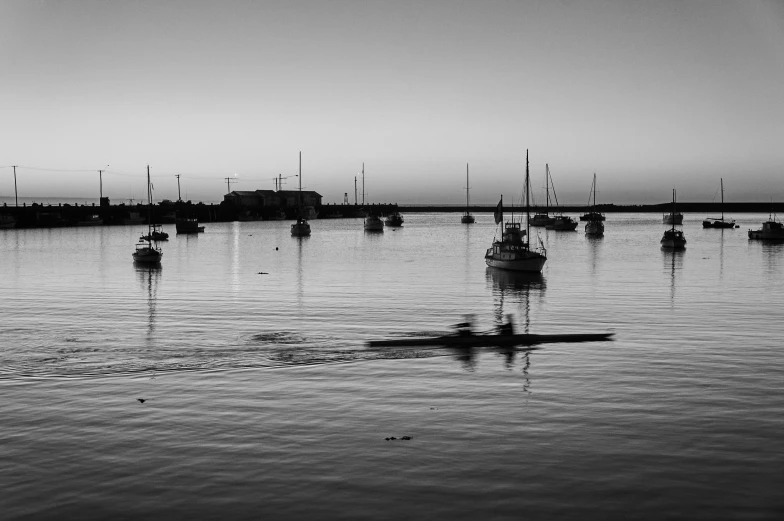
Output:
[
  {"xmin": 132, "ymin": 166, "xmax": 163, "ymax": 263},
  {"xmin": 485, "ymin": 150, "xmax": 547, "ymax": 272},
  {"xmin": 461, "ymin": 163, "xmax": 475, "ymax": 224},
  {"xmin": 291, "ymin": 152, "xmax": 311, "ymax": 237},
  {"xmin": 584, "ymin": 173, "xmax": 605, "ymax": 236}
]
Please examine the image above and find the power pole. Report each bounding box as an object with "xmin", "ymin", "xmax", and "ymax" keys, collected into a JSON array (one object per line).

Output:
[
  {"xmin": 224, "ymin": 176, "xmax": 237, "ymax": 194},
  {"xmin": 13, "ymin": 165, "xmax": 18, "ymax": 206},
  {"xmin": 176, "ymin": 174, "xmax": 182, "ymax": 201}
]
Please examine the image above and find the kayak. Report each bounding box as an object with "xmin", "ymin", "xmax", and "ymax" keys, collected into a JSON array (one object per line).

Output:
[{"xmin": 368, "ymin": 332, "xmax": 614, "ymax": 348}]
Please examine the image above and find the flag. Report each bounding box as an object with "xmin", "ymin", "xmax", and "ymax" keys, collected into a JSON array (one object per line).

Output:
[{"xmin": 494, "ymin": 198, "xmax": 503, "ymax": 224}]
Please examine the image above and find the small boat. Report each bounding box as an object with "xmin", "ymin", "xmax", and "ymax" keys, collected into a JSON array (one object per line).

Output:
[
  {"xmin": 133, "ymin": 166, "xmax": 163, "ymax": 264},
  {"xmin": 702, "ymin": 178, "xmax": 736, "ymax": 229},
  {"xmin": 291, "ymin": 152, "xmax": 312, "ymax": 237},
  {"xmin": 140, "ymin": 224, "xmax": 168, "ymax": 242},
  {"xmin": 461, "ymin": 163, "xmax": 475, "ymax": 224},
  {"xmin": 485, "ymin": 150, "xmax": 547, "ymax": 272},
  {"xmin": 661, "ymin": 189, "xmax": 686, "ymax": 249},
  {"xmin": 385, "ymin": 211, "xmax": 404, "ymax": 227},
  {"xmin": 541, "ymin": 166, "xmax": 577, "ymax": 230},
  {"xmin": 77, "ymin": 214, "xmax": 103, "ymax": 226},
  {"xmin": 663, "ymin": 191, "xmax": 683, "ymax": 225},
  {"xmin": 584, "ymin": 173, "xmax": 604, "ymax": 236},
  {"xmin": 364, "ymin": 214, "xmax": 384, "ymax": 231},
  {"xmin": 748, "ymin": 213, "xmax": 784, "ymax": 241},
  {"xmin": 530, "ymin": 164, "xmax": 555, "ymax": 227},
  {"xmin": 0, "ymin": 215, "xmax": 16, "ymax": 229},
  {"xmin": 368, "ymin": 331, "xmax": 613, "ymax": 348},
  {"xmin": 580, "ymin": 212, "xmax": 605, "ymax": 222},
  {"xmin": 546, "ymin": 215, "xmax": 578, "ymax": 231},
  {"xmin": 175, "ymin": 217, "xmax": 205, "ymax": 233}
]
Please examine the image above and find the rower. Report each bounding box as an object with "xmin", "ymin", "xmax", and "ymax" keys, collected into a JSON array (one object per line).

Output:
[{"xmin": 498, "ymin": 314, "xmax": 515, "ymax": 336}]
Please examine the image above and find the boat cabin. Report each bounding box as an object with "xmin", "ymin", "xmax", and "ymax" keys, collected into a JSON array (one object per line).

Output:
[{"xmin": 502, "ymin": 222, "xmax": 526, "ymax": 244}]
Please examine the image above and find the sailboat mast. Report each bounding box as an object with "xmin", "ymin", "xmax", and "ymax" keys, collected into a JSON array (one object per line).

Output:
[
  {"xmin": 362, "ymin": 163, "xmax": 365, "ymax": 206},
  {"xmin": 593, "ymin": 173, "xmax": 597, "ymax": 208},
  {"xmin": 298, "ymin": 151, "xmax": 302, "ymax": 213},
  {"xmin": 721, "ymin": 177, "xmax": 724, "ymax": 220},
  {"xmin": 466, "ymin": 163, "xmax": 470, "ymax": 211},
  {"xmin": 672, "ymin": 189, "xmax": 677, "ymax": 232},
  {"xmin": 147, "ymin": 165, "xmax": 152, "ymax": 245},
  {"xmin": 526, "ymin": 150, "xmax": 531, "ymax": 243},
  {"xmin": 545, "ymin": 164, "xmax": 550, "ymax": 215}
]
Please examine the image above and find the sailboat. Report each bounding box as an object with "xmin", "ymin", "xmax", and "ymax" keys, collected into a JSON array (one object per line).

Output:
[
  {"xmin": 461, "ymin": 163, "xmax": 475, "ymax": 224},
  {"xmin": 661, "ymin": 189, "xmax": 686, "ymax": 249},
  {"xmin": 544, "ymin": 166, "xmax": 578, "ymax": 231},
  {"xmin": 584, "ymin": 173, "xmax": 605, "ymax": 236},
  {"xmin": 291, "ymin": 152, "xmax": 311, "ymax": 236},
  {"xmin": 485, "ymin": 150, "xmax": 547, "ymax": 272},
  {"xmin": 530, "ymin": 165, "xmax": 554, "ymax": 227},
  {"xmin": 132, "ymin": 166, "xmax": 163, "ymax": 263},
  {"xmin": 362, "ymin": 163, "xmax": 384, "ymax": 231},
  {"xmin": 702, "ymin": 178, "xmax": 736, "ymax": 229}
]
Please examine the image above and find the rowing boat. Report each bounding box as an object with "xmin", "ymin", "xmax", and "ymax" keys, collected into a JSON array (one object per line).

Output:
[{"xmin": 367, "ymin": 332, "xmax": 614, "ymax": 348}]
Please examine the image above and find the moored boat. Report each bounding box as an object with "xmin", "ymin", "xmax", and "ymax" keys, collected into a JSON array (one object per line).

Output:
[
  {"xmin": 584, "ymin": 173, "xmax": 605, "ymax": 236},
  {"xmin": 133, "ymin": 166, "xmax": 163, "ymax": 264},
  {"xmin": 385, "ymin": 212, "xmax": 404, "ymax": 227},
  {"xmin": 461, "ymin": 163, "xmax": 475, "ymax": 224},
  {"xmin": 530, "ymin": 164, "xmax": 554, "ymax": 227},
  {"xmin": 175, "ymin": 217, "xmax": 205, "ymax": 233},
  {"xmin": 0, "ymin": 214, "xmax": 16, "ymax": 229},
  {"xmin": 748, "ymin": 213, "xmax": 784, "ymax": 240},
  {"xmin": 661, "ymin": 189, "xmax": 686, "ymax": 249},
  {"xmin": 702, "ymin": 178, "xmax": 736, "ymax": 229},
  {"xmin": 291, "ymin": 152, "xmax": 312, "ymax": 237},
  {"xmin": 364, "ymin": 214, "xmax": 384, "ymax": 231},
  {"xmin": 77, "ymin": 214, "xmax": 103, "ymax": 226},
  {"xmin": 546, "ymin": 215, "xmax": 578, "ymax": 231},
  {"xmin": 485, "ymin": 150, "xmax": 547, "ymax": 273}
]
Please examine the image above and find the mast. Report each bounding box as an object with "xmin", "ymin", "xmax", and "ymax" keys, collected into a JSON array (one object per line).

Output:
[
  {"xmin": 354, "ymin": 176, "xmax": 357, "ymax": 205},
  {"xmin": 147, "ymin": 165, "xmax": 153, "ymax": 244},
  {"xmin": 545, "ymin": 164, "xmax": 550, "ymax": 215},
  {"xmin": 672, "ymin": 189, "xmax": 677, "ymax": 232},
  {"xmin": 362, "ymin": 163, "xmax": 365, "ymax": 206},
  {"xmin": 720, "ymin": 178, "xmax": 724, "ymax": 220},
  {"xmin": 526, "ymin": 150, "xmax": 531, "ymax": 245},
  {"xmin": 465, "ymin": 163, "xmax": 470, "ymax": 214},
  {"xmin": 298, "ymin": 151, "xmax": 302, "ymax": 217},
  {"xmin": 593, "ymin": 173, "xmax": 597, "ymax": 209}
]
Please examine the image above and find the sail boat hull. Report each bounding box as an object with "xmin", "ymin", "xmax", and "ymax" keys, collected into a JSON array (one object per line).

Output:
[
  {"xmin": 702, "ymin": 219, "xmax": 735, "ymax": 228},
  {"xmin": 461, "ymin": 214, "xmax": 475, "ymax": 224},
  {"xmin": 485, "ymin": 249, "xmax": 547, "ymax": 272},
  {"xmin": 133, "ymin": 247, "xmax": 163, "ymax": 263},
  {"xmin": 585, "ymin": 220, "xmax": 604, "ymax": 235}
]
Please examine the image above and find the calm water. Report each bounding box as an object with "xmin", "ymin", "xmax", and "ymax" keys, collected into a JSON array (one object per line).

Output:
[{"xmin": 2, "ymin": 213, "xmax": 783, "ymax": 519}]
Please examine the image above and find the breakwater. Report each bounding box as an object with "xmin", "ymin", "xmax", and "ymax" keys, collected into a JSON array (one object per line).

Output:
[{"xmin": 2, "ymin": 200, "xmax": 782, "ymax": 229}]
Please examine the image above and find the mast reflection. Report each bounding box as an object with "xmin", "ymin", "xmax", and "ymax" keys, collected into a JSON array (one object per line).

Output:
[
  {"xmin": 485, "ymin": 268, "xmax": 546, "ymax": 377},
  {"xmin": 135, "ymin": 262, "xmax": 161, "ymax": 337},
  {"xmin": 662, "ymin": 249, "xmax": 683, "ymax": 307}
]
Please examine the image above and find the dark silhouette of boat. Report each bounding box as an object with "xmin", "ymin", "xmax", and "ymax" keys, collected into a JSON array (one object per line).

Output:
[{"xmin": 368, "ymin": 331, "xmax": 613, "ymax": 348}]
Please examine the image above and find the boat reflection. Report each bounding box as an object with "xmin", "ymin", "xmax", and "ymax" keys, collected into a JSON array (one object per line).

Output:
[
  {"xmin": 135, "ymin": 262, "xmax": 161, "ymax": 337},
  {"xmin": 662, "ymin": 249, "xmax": 684, "ymax": 306},
  {"xmin": 486, "ymin": 268, "xmax": 545, "ymax": 379},
  {"xmin": 587, "ymin": 234, "xmax": 603, "ymax": 276}
]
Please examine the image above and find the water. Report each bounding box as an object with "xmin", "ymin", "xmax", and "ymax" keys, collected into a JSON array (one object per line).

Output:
[{"xmin": 2, "ymin": 213, "xmax": 783, "ymax": 519}]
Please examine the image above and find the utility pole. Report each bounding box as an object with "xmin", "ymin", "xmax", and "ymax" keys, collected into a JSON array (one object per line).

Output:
[
  {"xmin": 176, "ymin": 174, "xmax": 182, "ymax": 201},
  {"xmin": 354, "ymin": 176, "xmax": 357, "ymax": 205},
  {"xmin": 13, "ymin": 165, "xmax": 18, "ymax": 206},
  {"xmin": 224, "ymin": 176, "xmax": 238, "ymax": 194}
]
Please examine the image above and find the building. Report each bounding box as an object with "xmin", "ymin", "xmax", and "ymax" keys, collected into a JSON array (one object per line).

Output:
[{"xmin": 223, "ymin": 189, "xmax": 322, "ymax": 208}]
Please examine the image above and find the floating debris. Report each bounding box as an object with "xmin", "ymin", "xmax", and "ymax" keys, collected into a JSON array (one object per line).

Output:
[{"xmin": 137, "ymin": 398, "xmax": 146, "ymax": 403}]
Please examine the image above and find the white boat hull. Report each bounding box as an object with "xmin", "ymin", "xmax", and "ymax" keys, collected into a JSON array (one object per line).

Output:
[
  {"xmin": 485, "ymin": 252, "xmax": 546, "ymax": 272},
  {"xmin": 364, "ymin": 218, "xmax": 384, "ymax": 231},
  {"xmin": 132, "ymin": 249, "xmax": 162, "ymax": 263}
]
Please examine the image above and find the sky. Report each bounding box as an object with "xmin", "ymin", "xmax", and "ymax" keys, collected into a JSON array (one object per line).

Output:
[{"xmin": 1, "ymin": 0, "xmax": 783, "ymax": 205}]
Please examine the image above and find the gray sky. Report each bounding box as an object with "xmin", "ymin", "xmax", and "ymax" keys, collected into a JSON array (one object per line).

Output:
[{"xmin": 1, "ymin": 0, "xmax": 782, "ymax": 205}]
